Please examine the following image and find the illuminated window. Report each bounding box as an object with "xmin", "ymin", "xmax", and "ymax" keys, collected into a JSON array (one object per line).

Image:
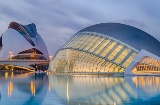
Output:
[
  {"xmin": 122, "ymin": 52, "xmax": 137, "ymax": 67},
  {"xmin": 109, "ymin": 64, "xmax": 117, "ymax": 72},
  {"xmin": 114, "ymin": 66, "xmax": 121, "ymax": 72},
  {"xmin": 119, "ymin": 68, "xmax": 124, "ymax": 72},
  {"xmin": 114, "ymin": 48, "xmax": 130, "ymax": 64},
  {"xmin": 67, "ymin": 35, "xmax": 81, "ymax": 48},
  {"xmin": 89, "ymin": 37, "xmax": 104, "ymax": 52},
  {"xmin": 108, "ymin": 44, "xmax": 123, "ymax": 60},
  {"xmin": 94, "ymin": 39, "xmax": 110, "ymax": 54},
  {"xmin": 78, "ymin": 35, "xmax": 91, "ymax": 49},
  {"xmin": 100, "ymin": 41, "xmax": 116, "ymax": 57},
  {"xmin": 84, "ymin": 36, "xmax": 99, "ymax": 50},
  {"xmin": 73, "ymin": 35, "xmax": 86, "ymax": 48},
  {"xmin": 63, "ymin": 35, "xmax": 78, "ymax": 48}
]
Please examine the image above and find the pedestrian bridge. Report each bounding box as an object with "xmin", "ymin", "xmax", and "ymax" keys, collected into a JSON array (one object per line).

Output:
[{"xmin": 0, "ymin": 60, "xmax": 50, "ymax": 72}]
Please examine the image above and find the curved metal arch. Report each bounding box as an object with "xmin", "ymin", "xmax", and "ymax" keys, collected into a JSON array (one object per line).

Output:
[
  {"xmin": 60, "ymin": 32, "xmax": 138, "ymax": 69},
  {"xmin": 78, "ymin": 32, "xmax": 139, "ymax": 52},
  {"xmin": 57, "ymin": 47, "xmax": 125, "ymax": 69},
  {"xmin": 79, "ymin": 23, "xmax": 160, "ymax": 57},
  {"xmin": 8, "ymin": 22, "xmax": 35, "ymax": 46}
]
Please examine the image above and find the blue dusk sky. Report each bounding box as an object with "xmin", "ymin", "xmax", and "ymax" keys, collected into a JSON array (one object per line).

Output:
[{"xmin": 0, "ymin": 0, "xmax": 160, "ymax": 56}]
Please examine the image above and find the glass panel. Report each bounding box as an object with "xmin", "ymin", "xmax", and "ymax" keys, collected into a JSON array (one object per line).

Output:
[
  {"xmin": 100, "ymin": 41, "xmax": 117, "ymax": 57},
  {"xmin": 142, "ymin": 57, "xmax": 149, "ymax": 63},
  {"xmin": 99, "ymin": 59, "xmax": 106, "ymax": 66},
  {"xmin": 114, "ymin": 66, "xmax": 121, "ymax": 72},
  {"xmin": 122, "ymin": 52, "xmax": 137, "ymax": 67},
  {"xmin": 51, "ymin": 48, "xmax": 127, "ymax": 74},
  {"xmin": 119, "ymin": 68, "xmax": 124, "ymax": 72},
  {"xmin": 109, "ymin": 64, "xmax": 117, "ymax": 72},
  {"xmin": 89, "ymin": 37, "xmax": 104, "ymax": 52},
  {"xmin": 108, "ymin": 45, "xmax": 123, "ymax": 60},
  {"xmin": 63, "ymin": 36, "xmax": 74, "ymax": 48},
  {"xmin": 69, "ymin": 35, "xmax": 82, "ymax": 48},
  {"xmin": 94, "ymin": 39, "xmax": 110, "ymax": 54},
  {"xmin": 106, "ymin": 62, "xmax": 113, "ymax": 71},
  {"xmin": 79, "ymin": 36, "xmax": 93, "ymax": 50},
  {"xmin": 78, "ymin": 35, "xmax": 90, "ymax": 49},
  {"xmin": 83, "ymin": 36, "xmax": 99, "ymax": 51},
  {"xmin": 145, "ymin": 58, "xmax": 152, "ymax": 64},
  {"xmin": 97, "ymin": 58, "xmax": 103, "ymax": 65},
  {"xmin": 114, "ymin": 48, "xmax": 130, "ymax": 64},
  {"xmin": 74, "ymin": 35, "xmax": 87, "ymax": 48},
  {"xmin": 64, "ymin": 35, "xmax": 78, "ymax": 48},
  {"xmin": 73, "ymin": 35, "xmax": 84, "ymax": 47}
]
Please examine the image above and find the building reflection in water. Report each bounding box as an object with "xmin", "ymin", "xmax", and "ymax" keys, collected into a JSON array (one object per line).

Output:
[
  {"xmin": 0, "ymin": 72, "xmax": 48, "ymax": 105},
  {"xmin": 49, "ymin": 75, "xmax": 135, "ymax": 105},
  {"xmin": 1, "ymin": 72, "xmax": 160, "ymax": 105},
  {"xmin": 49, "ymin": 75, "xmax": 160, "ymax": 105},
  {"xmin": 30, "ymin": 81, "xmax": 36, "ymax": 96},
  {"xmin": 8, "ymin": 81, "xmax": 13, "ymax": 97},
  {"xmin": 132, "ymin": 76, "xmax": 160, "ymax": 95}
]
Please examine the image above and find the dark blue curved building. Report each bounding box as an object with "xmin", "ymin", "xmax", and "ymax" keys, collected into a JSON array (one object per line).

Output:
[{"xmin": 50, "ymin": 23, "xmax": 160, "ymax": 75}]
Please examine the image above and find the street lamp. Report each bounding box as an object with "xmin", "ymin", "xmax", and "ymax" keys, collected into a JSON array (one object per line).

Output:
[
  {"xmin": 9, "ymin": 51, "xmax": 13, "ymax": 60},
  {"xmin": 11, "ymin": 54, "xmax": 14, "ymax": 59},
  {"xmin": 9, "ymin": 51, "xmax": 12, "ymax": 54},
  {"xmin": 49, "ymin": 56, "xmax": 53, "ymax": 60}
]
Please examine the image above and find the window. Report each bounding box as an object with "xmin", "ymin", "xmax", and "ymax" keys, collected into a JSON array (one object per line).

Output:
[{"xmin": 100, "ymin": 41, "xmax": 116, "ymax": 57}]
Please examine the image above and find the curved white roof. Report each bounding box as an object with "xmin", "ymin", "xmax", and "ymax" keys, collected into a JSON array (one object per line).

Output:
[{"xmin": 0, "ymin": 22, "xmax": 49, "ymax": 60}]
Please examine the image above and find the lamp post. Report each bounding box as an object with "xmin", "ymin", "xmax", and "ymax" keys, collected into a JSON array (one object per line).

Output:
[
  {"xmin": 9, "ymin": 51, "xmax": 13, "ymax": 60},
  {"xmin": 49, "ymin": 56, "xmax": 53, "ymax": 61},
  {"xmin": 11, "ymin": 54, "xmax": 14, "ymax": 59}
]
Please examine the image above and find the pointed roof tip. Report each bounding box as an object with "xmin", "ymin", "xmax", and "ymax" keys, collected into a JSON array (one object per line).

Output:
[
  {"xmin": 8, "ymin": 21, "xmax": 37, "ymax": 37},
  {"xmin": 27, "ymin": 23, "xmax": 37, "ymax": 30},
  {"xmin": 8, "ymin": 21, "xmax": 20, "ymax": 29},
  {"xmin": 7, "ymin": 21, "xmax": 37, "ymax": 46},
  {"xmin": 24, "ymin": 23, "xmax": 37, "ymax": 38},
  {"xmin": 8, "ymin": 21, "xmax": 37, "ymax": 29},
  {"xmin": 30, "ymin": 23, "xmax": 36, "ymax": 26}
]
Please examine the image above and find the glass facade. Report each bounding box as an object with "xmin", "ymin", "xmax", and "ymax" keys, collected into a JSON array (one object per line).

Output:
[
  {"xmin": 132, "ymin": 56, "xmax": 160, "ymax": 74},
  {"xmin": 50, "ymin": 32, "xmax": 138, "ymax": 73}
]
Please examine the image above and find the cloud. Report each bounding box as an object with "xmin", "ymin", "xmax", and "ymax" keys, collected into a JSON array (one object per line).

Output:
[{"xmin": 0, "ymin": 0, "xmax": 160, "ymax": 55}]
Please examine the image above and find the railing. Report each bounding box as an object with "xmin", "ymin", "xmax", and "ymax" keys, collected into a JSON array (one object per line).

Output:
[{"xmin": 0, "ymin": 59, "xmax": 50, "ymax": 62}]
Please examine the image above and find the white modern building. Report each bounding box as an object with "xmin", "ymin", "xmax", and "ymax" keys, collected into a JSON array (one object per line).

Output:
[
  {"xmin": 0, "ymin": 22, "xmax": 49, "ymax": 72},
  {"xmin": 49, "ymin": 23, "xmax": 160, "ymax": 75}
]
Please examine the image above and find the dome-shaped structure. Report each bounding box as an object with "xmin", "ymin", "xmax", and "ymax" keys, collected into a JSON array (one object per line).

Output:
[
  {"xmin": 0, "ymin": 22, "xmax": 49, "ymax": 72},
  {"xmin": 49, "ymin": 23, "xmax": 160, "ymax": 75},
  {"xmin": 79, "ymin": 23, "xmax": 160, "ymax": 56}
]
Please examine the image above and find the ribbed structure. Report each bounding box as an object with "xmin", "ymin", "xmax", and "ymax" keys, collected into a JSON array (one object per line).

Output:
[
  {"xmin": 79, "ymin": 23, "xmax": 160, "ymax": 57},
  {"xmin": 49, "ymin": 22, "xmax": 160, "ymax": 75}
]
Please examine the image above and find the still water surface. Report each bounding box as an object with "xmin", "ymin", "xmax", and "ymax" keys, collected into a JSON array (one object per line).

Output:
[{"xmin": 0, "ymin": 72, "xmax": 160, "ymax": 105}]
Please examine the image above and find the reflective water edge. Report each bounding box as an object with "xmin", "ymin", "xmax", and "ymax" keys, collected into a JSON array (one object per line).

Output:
[{"xmin": 0, "ymin": 72, "xmax": 160, "ymax": 105}]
